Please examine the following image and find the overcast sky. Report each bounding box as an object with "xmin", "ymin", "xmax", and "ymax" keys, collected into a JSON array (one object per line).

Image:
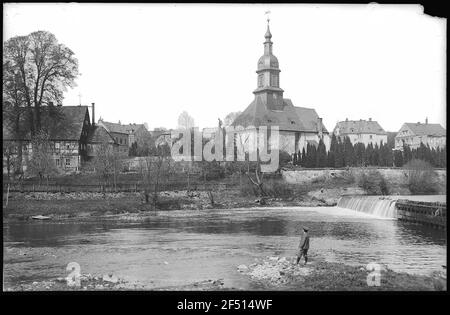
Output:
[{"xmin": 3, "ymin": 3, "xmax": 446, "ymax": 132}]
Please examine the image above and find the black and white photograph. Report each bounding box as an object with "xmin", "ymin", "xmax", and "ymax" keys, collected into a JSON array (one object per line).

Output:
[{"xmin": 2, "ymin": 3, "xmax": 447, "ymax": 296}]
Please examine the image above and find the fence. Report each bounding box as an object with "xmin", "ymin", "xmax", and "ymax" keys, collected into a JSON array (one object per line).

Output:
[{"xmin": 2, "ymin": 181, "xmax": 236, "ymax": 194}]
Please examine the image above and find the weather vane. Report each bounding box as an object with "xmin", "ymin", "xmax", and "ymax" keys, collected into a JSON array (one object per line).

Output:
[{"xmin": 265, "ymin": 10, "xmax": 271, "ymax": 24}]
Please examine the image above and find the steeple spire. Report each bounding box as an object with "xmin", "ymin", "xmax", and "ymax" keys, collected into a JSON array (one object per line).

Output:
[{"xmin": 265, "ymin": 15, "xmax": 272, "ymax": 41}]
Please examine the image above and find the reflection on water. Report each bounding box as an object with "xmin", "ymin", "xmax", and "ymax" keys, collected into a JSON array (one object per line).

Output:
[{"xmin": 3, "ymin": 207, "xmax": 447, "ymax": 289}]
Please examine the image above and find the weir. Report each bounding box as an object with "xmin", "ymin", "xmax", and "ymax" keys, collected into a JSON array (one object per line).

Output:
[
  {"xmin": 337, "ymin": 196, "xmax": 397, "ymax": 218},
  {"xmin": 337, "ymin": 195, "xmax": 447, "ymax": 229}
]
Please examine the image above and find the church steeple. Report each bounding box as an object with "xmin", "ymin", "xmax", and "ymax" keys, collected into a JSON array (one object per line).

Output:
[
  {"xmin": 253, "ymin": 17, "xmax": 284, "ymax": 110},
  {"xmin": 264, "ymin": 19, "xmax": 273, "ymax": 54}
]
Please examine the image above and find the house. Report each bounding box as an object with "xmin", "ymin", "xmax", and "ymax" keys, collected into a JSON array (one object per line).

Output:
[
  {"xmin": 125, "ymin": 123, "xmax": 149, "ymax": 145},
  {"xmin": 333, "ymin": 118, "xmax": 388, "ymax": 147},
  {"xmin": 3, "ymin": 105, "xmax": 93, "ymax": 173},
  {"xmin": 97, "ymin": 120, "xmax": 151, "ymax": 155},
  {"xmin": 232, "ymin": 20, "xmax": 330, "ymax": 155},
  {"xmin": 3, "ymin": 103, "xmax": 126, "ymax": 175},
  {"xmin": 86, "ymin": 125, "xmax": 118, "ymax": 160},
  {"xmin": 97, "ymin": 120, "xmax": 130, "ymax": 156},
  {"xmin": 395, "ymin": 119, "xmax": 446, "ymax": 150}
]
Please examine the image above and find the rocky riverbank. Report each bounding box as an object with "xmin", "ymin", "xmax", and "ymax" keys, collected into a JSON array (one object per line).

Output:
[
  {"xmin": 238, "ymin": 256, "xmax": 446, "ymax": 291},
  {"xmin": 5, "ymin": 256, "xmax": 445, "ymax": 291}
]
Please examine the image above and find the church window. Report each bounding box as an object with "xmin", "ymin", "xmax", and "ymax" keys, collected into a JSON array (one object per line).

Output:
[
  {"xmin": 271, "ymin": 74, "xmax": 279, "ymax": 87},
  {"xmin": 258, "ymin": 74, "xmax": 264, "ymax": 87}
]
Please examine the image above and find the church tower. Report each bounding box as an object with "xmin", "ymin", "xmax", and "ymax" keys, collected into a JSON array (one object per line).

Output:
[{"xmin": 253, "ymin": 18, "xmax": 284, "ymax": 110}]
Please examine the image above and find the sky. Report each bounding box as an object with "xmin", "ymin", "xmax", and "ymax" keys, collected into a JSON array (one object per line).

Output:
[{"xmin": 3, "ymin": 3, "xmax": 446, "ymax": 132}]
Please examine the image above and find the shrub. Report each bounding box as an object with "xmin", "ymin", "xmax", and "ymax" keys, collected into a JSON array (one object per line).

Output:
[
  {"xmin": 279, "ymin": 150, "xmax": 292, "ymax": 168},
  {"xmin": 311, "ymin": 175, "xmax": 327, "ymax": 184},
  {"xmin": 240, "ymin": 179, "xmax": 258, "ymax": 197},
  {"xmin": 264, "ymin": 179, "xmax": 294, "ymax": 198},
  {"xmin": 201, "ymin": 161, "xmax": 225, "ymax": 180},
  {"xmin": 403, "ymin": 159, "xmax": 438, "ymax": 194},
  {"xmin": 356, "ymin": 169, "xmax": 390, "ymax": 195}
]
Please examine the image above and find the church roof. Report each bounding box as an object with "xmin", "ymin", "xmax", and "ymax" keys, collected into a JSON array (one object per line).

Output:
[
  {"xmin": 232, "ymin": 97, "xmax": 328, "ymax": 133},
  {"xmin": 334, "ymin": 119, "xmax": 387, "ymax": 135},
  {"xmin": 403, "ymin": 122, "xmax": 446, "ymax": 137}
]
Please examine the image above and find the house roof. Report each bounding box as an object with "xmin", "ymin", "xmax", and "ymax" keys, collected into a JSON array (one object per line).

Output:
[
  {"xmin": 99, "ymin": 120, "xmax": 147, "ymax": 135},
  {"xmin": 232, "ymin": 97, "xmax": 328, "ymax": 133},
  {"xmin": 3, "ymin": 106, "xmax": 90, "ymax": 141},
  {"xmin": 404, "ymin": 123, "xmax": 446, "ymax": 137},
  {"xmin": 86, "ymin": 125, "xmax": 116, "ymax": 144},
  {"xmin": 99, "ymin": 121, "xmax": 129, "ymax": 134},
  {"xmin": 334, "ymin": 120, "xmax": 387, "ymax": 135}
]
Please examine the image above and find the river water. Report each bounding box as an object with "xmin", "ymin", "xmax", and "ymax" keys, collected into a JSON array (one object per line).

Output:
[{"xmin": 3, "ymin": 206, "xmax": 447, "ymax": 290}]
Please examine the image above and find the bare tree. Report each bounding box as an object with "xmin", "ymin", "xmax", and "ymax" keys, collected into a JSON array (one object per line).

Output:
[
  {"xmin": 92, "ymin": 143, "xmax": 122, "ymax": 191},
  {"xmin": 138, "ymin": 136, "xmax": 171, "ymax": 208},
  {"xmin": 3, "ymin": 141, "xmax": 17, "ymax": 180},
  {"xmin": 27, "ymin": 131, "xmax": 59, "ymax": 186},
  {"xmin": 236, "ymin": 132, "xmax": 268, "ymax": 198},
  {"xmin": 177, "ymin": 111, "xmax": 195, "ymax": 130},
  {"xmin": 223, "ymin": 111, "xmax": 242, "ymax": 127}
]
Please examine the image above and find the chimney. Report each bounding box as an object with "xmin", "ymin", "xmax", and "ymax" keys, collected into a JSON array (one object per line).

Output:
[
  {"xmin": 91, "ymin": 103, "xmax": 95, "ymax": 126},
  {"xmin": 369, "ymin": 118, "xmax": 372, "ymax": 121},
  {"xmin": 345, "ymin": 118, "xmax": 348, "ymax": 122},
  {"xmin": 425, "ymin": 117, "xmax": 428, "ymax": 124},
  {"xmin": 48, "ymin": 101, "xmax": 54, "ymax": 107}
]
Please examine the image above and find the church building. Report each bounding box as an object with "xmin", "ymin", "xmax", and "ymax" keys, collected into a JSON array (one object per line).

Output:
[{"xmin": 232, "ymin": 19, "xmax": 330, "ymax": 154}]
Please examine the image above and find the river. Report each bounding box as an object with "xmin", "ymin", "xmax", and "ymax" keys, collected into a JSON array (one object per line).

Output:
[{"xmin": 3, "ymin": 206, "xmax": 447, "ymax": 290}]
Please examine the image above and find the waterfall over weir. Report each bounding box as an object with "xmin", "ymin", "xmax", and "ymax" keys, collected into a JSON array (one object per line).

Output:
[{"xmin": 337, "ymin": 196, "xmax": 398, "ymax": 218}]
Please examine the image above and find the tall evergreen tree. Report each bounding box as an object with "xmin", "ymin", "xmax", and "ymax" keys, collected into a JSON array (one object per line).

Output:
[
  {"xmin": 334, "ymin": 137, "xmax": 344, "ymax": 168},
  {"xmin": 373, "ymin": 143, "xmax": 380, "ymax": 166},
  {"xmin": 393, "ymin": 149, "xmax": 403, "ymax": 167},
  {"xmin": 328, "ymin": 134, "xmax": 338, "ymax": 167},
  {"xmin": 343, "ymin": 136, "xmax": 354, "ymax": 166},
  {"xmin": 316, "ymin": 139, "xmax": 327, "ymax": 167},
  {"xmin": 403, "ymin": 144, "xmax": 412, "ymax": 164},
  {"xmin": 385, "ymin": 143, "xmax": 393, "ymax": 167},
  {"xmin": 365, "ymin": 143, "xmax": 374, "ymax": 166},
  {"xmin": 300, "ymin": 148, "xmax": 306, "ymax": 167},
  {"xmin": 309, "ymin": 144, "xmax": 317, "ymax": 168}
]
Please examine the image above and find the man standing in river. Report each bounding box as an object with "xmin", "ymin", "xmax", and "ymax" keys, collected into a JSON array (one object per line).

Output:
[{"xmin": 296, "ymin": 226, "xmax": 310, "ymax": 265}]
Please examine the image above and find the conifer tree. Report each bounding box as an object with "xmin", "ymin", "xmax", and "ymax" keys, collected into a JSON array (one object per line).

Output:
[{"xmin": 316, "ymin": 139, "xmax": 327, "ymax": 167}]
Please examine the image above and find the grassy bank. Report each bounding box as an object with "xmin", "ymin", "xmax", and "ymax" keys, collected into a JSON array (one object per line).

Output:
[
  {"xmin": 3, "ymin": 188, "xmax": 337, "ymax": 221},
  {"xmin": 239, "ymin": 256, "xmax": 445, "ymax": 291}
]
